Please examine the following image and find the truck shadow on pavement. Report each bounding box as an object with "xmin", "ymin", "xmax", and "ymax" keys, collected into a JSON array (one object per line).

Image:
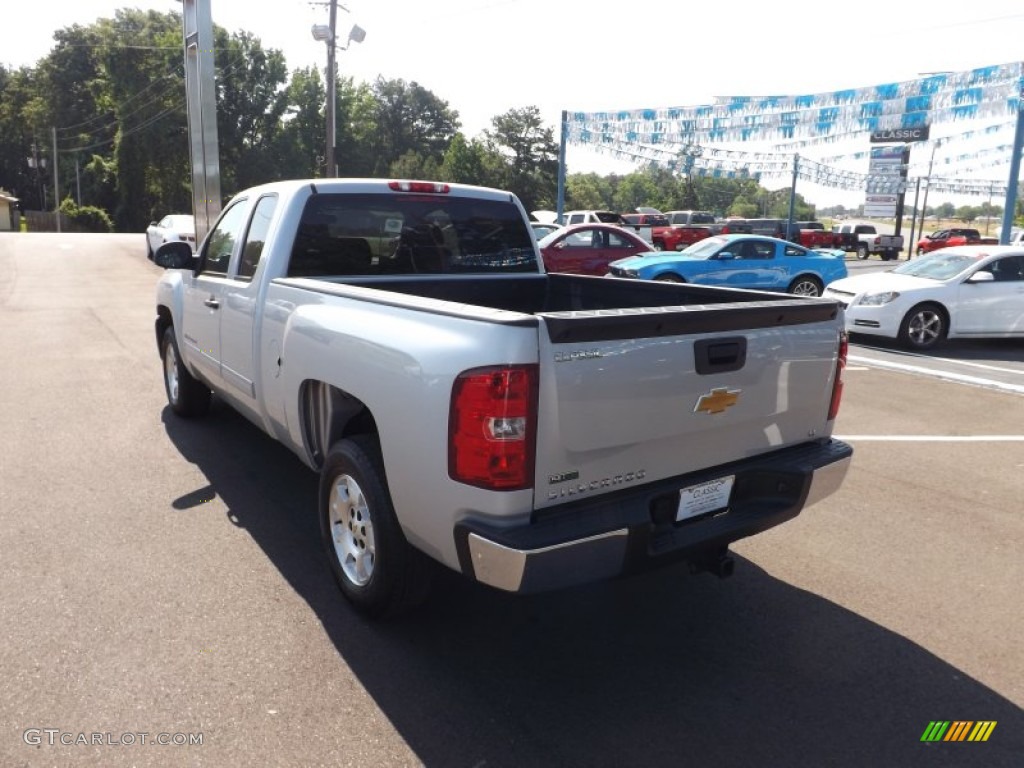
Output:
[{"xmin": 163, "ymin": 403, "xmax": 1023, "ymax": 768}]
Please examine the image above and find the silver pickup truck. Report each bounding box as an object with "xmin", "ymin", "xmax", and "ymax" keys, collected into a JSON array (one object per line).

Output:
[{"xmin": 154, "ymin": 178, "xmax": 853, "ymax": 616}]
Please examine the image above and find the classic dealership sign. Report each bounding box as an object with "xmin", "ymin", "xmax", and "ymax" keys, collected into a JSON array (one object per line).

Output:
[{"xmin": 870, "ymin": 126, "xmax": 931, "ymax": 143}]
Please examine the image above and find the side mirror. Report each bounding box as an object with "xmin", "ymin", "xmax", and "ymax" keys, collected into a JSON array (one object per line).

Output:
[
  {"xmin": 154, "ymin": 241, "xmax": 196, "ymax": 270},
  {"xmin": 717, "ymin": 251, "xmax": 736, "ymax": 260},
  {"xmin": 966, "ymin": 270, "xmax": 995, "ymax": 283}
]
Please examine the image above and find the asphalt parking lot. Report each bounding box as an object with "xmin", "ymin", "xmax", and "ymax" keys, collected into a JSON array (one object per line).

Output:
[{"xmin": 1, "ymin": 233, "xmax": 1021, "ymax": 767}]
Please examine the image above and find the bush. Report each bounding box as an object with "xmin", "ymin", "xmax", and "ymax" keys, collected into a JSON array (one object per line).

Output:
[{"xmin": 59, "ymin": 197, "xmax": 114, "ymax": 233}]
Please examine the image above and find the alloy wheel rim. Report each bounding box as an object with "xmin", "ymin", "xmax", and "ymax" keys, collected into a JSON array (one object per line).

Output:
[
  {"xmin": 329, "ymin": 473, "xmax": 375, "ymax": 586},
  {"xmin": 910, "ymin": 311, "xmax": 941, "ymax": 346},
  {"xmin": 164, "ymin": 343, "xmax": 180, "ymax": 402}
]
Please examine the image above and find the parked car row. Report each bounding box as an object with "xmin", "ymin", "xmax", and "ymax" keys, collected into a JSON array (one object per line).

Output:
[{"xmin": 537, "ymin": 224, "xmax": 848, "ymax": 297}]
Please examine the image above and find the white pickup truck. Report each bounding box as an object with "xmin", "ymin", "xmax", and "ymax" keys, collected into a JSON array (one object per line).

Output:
[
  {"xmin": 834, "ymin": 222, "xmax": 904, "ymax": 261},
  {"xmin": 154, "ymin": 178, "xmax": 853, "ymax": 616}
]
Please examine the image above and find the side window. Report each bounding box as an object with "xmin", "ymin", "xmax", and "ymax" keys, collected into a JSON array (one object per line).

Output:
[
  {"xmin": 607, "ymin": 231, "xmax": 633, "ymax": 248},
  {"xmin": 750, "ymin": 240, "xmax": 775, "ymax": 259},
  {"xmin": 784, "ymin": 244, "xmax": 806, "ymax": 257},
  {"xmin": 237, "ymin": 195, "xmax": 277, "ymax": 280},
  {"xmin": 991, "ymin": 255, "xmax": 1024, "ymax": 282},
  {"xmin": 200, "ymin": 199, "xmax": 248, "ymax": 275}
]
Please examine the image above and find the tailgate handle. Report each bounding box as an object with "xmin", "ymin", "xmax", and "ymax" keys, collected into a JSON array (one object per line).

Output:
[{"xmin": 694, "ymin": 337, "xmax": 746, "ymax": 375}]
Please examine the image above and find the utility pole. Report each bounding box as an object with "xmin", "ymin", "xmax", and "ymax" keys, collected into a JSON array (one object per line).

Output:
[
  {"xmin": 52, "ymin": 126, "xmax": 60, "ymax": 233},
  {"xmin": 325, "ymin": 0, "xmax": 338, "ymax": 177}
]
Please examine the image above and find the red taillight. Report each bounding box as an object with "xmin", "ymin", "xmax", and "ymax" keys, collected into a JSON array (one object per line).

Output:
[
  {"xmin": 388, "ymin": 180, "xmax": 450, "ymax": 194},
  {"xmin": 449, "ymin": 365, "xmax": 538, "ymax": 490},
  {"xmin": 828, "ymin": 331, "xmax": 848, "ymax": 421}
]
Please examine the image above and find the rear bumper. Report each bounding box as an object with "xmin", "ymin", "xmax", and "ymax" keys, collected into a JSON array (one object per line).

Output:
[{"xmin": 455, "ymin": 438, "xmax": 852, "ymax": 593}]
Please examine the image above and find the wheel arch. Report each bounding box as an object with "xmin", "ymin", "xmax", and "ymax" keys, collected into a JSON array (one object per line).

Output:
[
  {"xmin": 300, "ymin": 380, "xmax": 379, "ymax": 470},
  {"xmin": 155, "ymin": 305, "xmax": 173, "ymax": 354}
]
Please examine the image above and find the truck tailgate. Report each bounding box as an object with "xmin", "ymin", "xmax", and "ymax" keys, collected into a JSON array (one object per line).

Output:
[{"xmin": 533, "ymin": 299, "xmax": 842, "ymax": 508}]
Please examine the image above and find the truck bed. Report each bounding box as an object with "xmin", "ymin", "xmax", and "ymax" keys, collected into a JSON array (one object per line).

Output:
[{"xmin": 282, "ymin": 272, "xmax": 841, "ymax": 337}]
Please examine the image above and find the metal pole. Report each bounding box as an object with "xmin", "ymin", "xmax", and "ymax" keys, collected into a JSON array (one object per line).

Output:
[
  {"xmin": 999, "ymin": 81, "xmax": 1024, "ymax": 243},
  {"xmin": 52, "ymin": 126, "xmax": 60, "ymax": 233},
  {"xmin": 917, "ymin": 142, "xmax": 937, "ymax": 251},
  {"xmin": 786, "ymin": 153, "xmax": 798, "ymax": 240},
  {"xmin": 906, "ymin": 177, "xmax": 921, "ymax": 258},
  {"xmin": 325, "ymin": 0, "xmax": 337, "ymax": 177},
  {"xmin": 556, "ymin": 110, "xmax": 567, "ymax": 224}
]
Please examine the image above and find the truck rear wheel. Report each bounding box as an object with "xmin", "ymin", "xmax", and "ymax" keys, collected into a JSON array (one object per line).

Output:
[
  {"xmin": 856, "ymin": 244, "xmax": 869, "ymax": 260},
  {"xmin": 319, "ymin": 435, "xmax": 432, "ymax": 617},
  {"xmin": 161, "ymin": 326, "xmax": 211, "ymax": 417}
]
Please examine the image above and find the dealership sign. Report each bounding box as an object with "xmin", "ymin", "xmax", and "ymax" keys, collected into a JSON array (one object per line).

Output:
[{"xmin": 870, "ymin": 126, "xmax": 931, "ymax": 143}]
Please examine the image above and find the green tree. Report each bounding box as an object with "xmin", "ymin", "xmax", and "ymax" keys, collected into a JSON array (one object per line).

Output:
[
  {"xmin": 565, "ymin": 172, "xmax": 612, "ymax": 212},
  {"xmin": 483, "ymin": 106, "xmax": 559, "ymax": 213},
  {"xmin": 216, "ymin": 30, "xmax": 290, "ymax": 190},
  {"xmin": 371, "ymin": 78, "xmax": 459, "ymax": 176},
  {"xmin": 955, "ymin": 205, "xmax": 979, "ymax": 224},
  {"xmin": 274, "ymin": 66, "xmax": 326, "ymax": 179},
  {"xmin": 612, "ymin": 170, "xmax": 660, "ymax": 214}
]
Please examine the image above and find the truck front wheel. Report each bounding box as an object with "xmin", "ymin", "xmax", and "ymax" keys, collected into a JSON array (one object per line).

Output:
[
  {"xmin": 856, "ymin": 244, "xmax": 869, "ymax": 260},
  {"xmin": 319, "ymin": 436, "xmax": 432, "ymax": 617},
  {"xmin": 160, "ymin": 326, "xmax": 211, "ymax": 417}
]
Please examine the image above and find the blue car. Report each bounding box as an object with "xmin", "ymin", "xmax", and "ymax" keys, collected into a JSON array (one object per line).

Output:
[{"xmin": 607, "ymin": 234, "xmax": 848, "ymax": 297}]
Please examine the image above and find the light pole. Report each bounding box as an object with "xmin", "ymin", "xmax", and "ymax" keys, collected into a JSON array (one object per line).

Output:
[
  {"xmin": 312, "ymin": 3, "xmax": 365, "ymax": 178},
  {"xmin": 916, "ymin": 139, "xmax": 941, "ymax": 255}
]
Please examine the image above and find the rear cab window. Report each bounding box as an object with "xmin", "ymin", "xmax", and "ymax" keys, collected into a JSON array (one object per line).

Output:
[{"xmin": 287, "ymin": 193, "xmax": 538, "ymax": 277}]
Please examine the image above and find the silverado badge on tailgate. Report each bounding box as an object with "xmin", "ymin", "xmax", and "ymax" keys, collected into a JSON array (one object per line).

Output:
[{"xmin": 694, "ymin": 387, "xmax": 740, "ymax": 415}]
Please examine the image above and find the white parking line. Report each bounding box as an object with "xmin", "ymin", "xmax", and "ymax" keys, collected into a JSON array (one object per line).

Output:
[
  {"xmin": 836, "ymin": 435, "xmax": 1024, "ymax": 441},
  {"xmin": 847, "ymin": 354, "xmax": 1024, "ymax": 395}
]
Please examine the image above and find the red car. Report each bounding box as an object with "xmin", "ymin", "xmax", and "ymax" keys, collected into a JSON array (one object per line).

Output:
[
  {"xmin": 537, "ymin": 223, "xmax": 653, "ymax": 276},
  {"xmin": 916, "ymin": 228, "xmax": 998, "ymax": 255}
]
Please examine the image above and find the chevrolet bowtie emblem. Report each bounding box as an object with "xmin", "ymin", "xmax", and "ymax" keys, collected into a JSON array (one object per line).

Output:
[{"xmin": 694, "ymin": 387, "xmax": 740, "ymax": 415}]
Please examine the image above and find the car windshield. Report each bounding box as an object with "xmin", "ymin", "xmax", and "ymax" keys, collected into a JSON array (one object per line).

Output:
[
  {"xmin": 679, "ymin": 237, "xmax": 729, "ymax": 259},
  {"xmin": 890, "ymin": 252, "xmax": 981, "ymax": 280}
]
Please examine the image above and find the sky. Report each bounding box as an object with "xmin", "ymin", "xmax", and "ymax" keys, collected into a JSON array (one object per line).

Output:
[{"xmin": 3, "ymin": 0, "xmax": 1023, "ymax": 209}]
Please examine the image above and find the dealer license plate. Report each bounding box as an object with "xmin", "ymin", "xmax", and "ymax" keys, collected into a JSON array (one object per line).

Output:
[{"xmin": 676, "ymin": 475, "xmax": 734, "ymax": 522}]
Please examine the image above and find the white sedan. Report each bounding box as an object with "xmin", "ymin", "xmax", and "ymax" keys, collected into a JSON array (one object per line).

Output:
[
  {"xmin": 823, "ymin": 246, "xmax": 1024, "ymax": 350},
  {"xmin": 146, "ymin": 214, "xmax": 196, "ymax": 259}
]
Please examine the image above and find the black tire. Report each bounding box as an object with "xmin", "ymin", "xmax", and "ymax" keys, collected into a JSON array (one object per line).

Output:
[
  {"xmin": 897, "ymin": 303, "xmax": 948, "ymax": 350},
  {"xmin": 856, "ymin": 243, "xmax": 869, "ymax": 260},
  {"xmin": 652, "ymin": 241, "xmax": 665, "ymax": 251},
  {"xmin": 788, "ymin": 275, "xmax": 823, "ymax": 297},
  {"xmin": 654, "ymin": 273, "xmax": 684, "ymax": 283},
  {"xmin": 319, "ymin": 435, "xmax": 432, "ymax": 617},
  {"xmin": 160, "ymin": 326, "xmax": 211, "ymax": 417}
]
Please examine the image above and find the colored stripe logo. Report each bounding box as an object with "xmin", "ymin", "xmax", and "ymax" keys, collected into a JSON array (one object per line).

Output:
[{"xmin": 921, "ymin": 721, "xmax": 996, "ymax": 742}]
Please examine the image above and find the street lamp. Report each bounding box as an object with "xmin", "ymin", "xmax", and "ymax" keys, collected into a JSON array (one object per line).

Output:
[
  {"xmin": 312, "ymin": 3, "xmax": 366, "ymax": 178},
  {"xmin": 26, "ymin": 144, "xmax": 47, "ymax": 209}
]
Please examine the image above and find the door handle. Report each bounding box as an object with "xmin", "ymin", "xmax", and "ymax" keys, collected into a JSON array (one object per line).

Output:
[{"xmin": 204, "ymin": 297, "xmax": 220, "ymax": 309}]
